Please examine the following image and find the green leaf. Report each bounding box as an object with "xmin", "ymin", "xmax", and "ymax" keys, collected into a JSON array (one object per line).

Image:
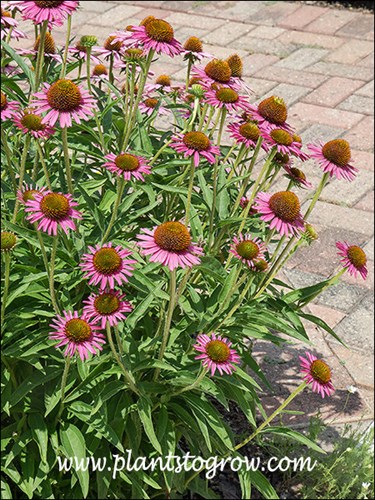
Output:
[
  {"xmin": 137, "ymin": 396, "xmax": 162, "ymax": 454},
  {"xmin": 261, "ymin": 427, "xmax": 326, "ymax": 454},
  {"xmin": 1, "ymin": 40, "xmax": 34, "ymax": 84},
  {"xmin": 299, "ymin": 312, "xmax": 346, "ymax": 346},
  {"xmin": 60, "ymin": 424, "xmax": 89, "ymax": 498},
  {"xmin": 250, "ymin": 469, "xmax": 279, "ymax": 499},
  {"xmin": 28, "ymin": 413, "xmax": 48, "ymax": 463}
]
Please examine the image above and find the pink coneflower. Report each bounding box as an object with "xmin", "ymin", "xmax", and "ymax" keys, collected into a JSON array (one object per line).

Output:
[
  {"xmin": 25, "ymin": 191, "xmax": 82, "ymax": 235},
  {"xmin": 93, "ymin": 35, "xmax": 125, "ymax": 62},
  {"xmin": 103, "ymin": 152, "xmax": 151, "ymax": 182},
  {"xmin": 307, "ymin": 139, "xmax": 357, "ymax": 181},
  {"xmin": 283, "ymin": 166, "xmax": 312, "ymax": 189},
  {"xmin": 1, "ymin": 91, "xmax": 20, "ymax": 121},
  {"xmin": 18, "ymin": 31, "xmax": 62, "ymax": 62},
  {"xmin": 170, "ymin": 131, "xmax": 220, "ymax": 167},
  {"xmin": 138, "ymin": 96, "xmax": 169, "ymax": 117},
  {"xmin": 228, "ymin": 121, "xmax": 262, "ymax": 149},
  {"xmin": 83, "ymin": 290, "xmax": 133, "ymax": 329},
  {"xmin": 1, "ymin": 7, "xmax": 26, "ymax": 39},
  {"xmin": 230, "ymin": 234, "xmax": 267, "ymax": 269},
  {"xmin": 262, "ymin": 128, "xmax": 309, "ymax": 161},
  {"xmin": 336, "ymin": 241, "xmax": 368, "ymax": 280},
  {"xmin": 192, "ymin": 59, "xmax": 240, "ymax": 90},
  {"xmin": 80, "ymin": 242, "xmax": 136, "ymax": 290},
  {"xmin": 49, "ymin": 310, "xmax": 105, "ymax": 361},
  {"xmin": 13, "ymin": 109, "xmax": 55, "ymax": 139},
  {"xmin": 194, "ymin": 333, "xmax": 241, "ymax": 376},
  {"xmin": 137, "ymin": 221, "xmax": 203, "ymax": 271},
  {"xmin": 32, "ymin": 79, "xmax": 96, "ymax": 128},
  {"xmin": 181, "ymin": 36, "xmax": 212, "ymax": 62},
  {"xmin": 68, "ymin": 39, "xmax": 101, "ymax": 63},
  {"xmin": 91, "ymin": 63, "xmax": 110, "ymax": 83},
  {"xmin": 204, "ymin": 85, "xmax": 250, "ymax": 114},
  {"xmin": 145, "ymin": 74, "xmax": 175, "ymax": 94},
  {"xmin": 299, "ymin": 351, "xmax": 334, "ymax": 398},
  {"xmin": 247, "ymin": 95, "xmax": 293, "ymax": 133},
  {"xmin": 226, "ymin": 54, "xmax": 253, "ymax": 95},
  {"xmin": 8, "ymin": 1, "xmax": 79, "ymax": 27},
  {"xmin": 239, "ymin": 198, "xmax": 258, "ymax": 214},
  {"xmin": 17, "ymin": 183, "xmax": 47, "ymax": 204},
  {"xmin": 255, "ymin": 191, "xmax": 305, "ymax": 237},
  {"xmin": 127, "ymin": 18, "xmax": 182, "ymax": 57}
]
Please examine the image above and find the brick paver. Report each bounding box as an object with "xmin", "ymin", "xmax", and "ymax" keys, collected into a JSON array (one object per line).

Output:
[{"xmin": 22, "ymin": 0, "xmax": 372, "ymax": 427}]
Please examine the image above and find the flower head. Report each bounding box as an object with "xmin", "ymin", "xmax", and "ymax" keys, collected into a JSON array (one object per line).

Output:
[
  {"xmin": 308, "ymin": 139, "xmax": 357, "ymax": 181},
  {"xmin": 9, "ymin": 1, "xmax": 79, "ymax": 27},
  {"xmin": 127, "ymin": 18, "xmax": 182, "ymax": 57},
  {"xmin": 83, "ymin": 290, "xmax": 133, "ymax": 329},
  {"xmin": 255, "ymin": 191, "xmax": 305, "ymax": 237},
  {"xmin": 170, "ymin": 131, "xmax": 220, "ymax": 167},
  {"xmin": 1, "ymin": 231, "xmax": 17, "ymax": 252},
  {"xmin": 299, "ymin": 351, "xmax": 334, "ymax": 398},
  {"xmin": 93, "ymin": 35, "xmax": 124, "ymax": 61},
  {"xmin": 137, "ymin": 221, "xmax": 203, "ymax": 271},
  {"xmin": 262, "ymin": 128, "xmax": 309, "ymax": 160},
  {"xmin": 248, "ymin": 95, "xmax": 293, "ymax": 132},
  {"xmin": 192, "ymin": 59, "xmax": 239, "ymax": 90},
  {"xmin": 103, "ymin": 152, "xmax": 151, "ymax": 182},
  {"xmin": 228, "ymin": 120, "xmax": 262, "ymax": 149},
  {"xmin": 138, "ymin": 96, "xmax": 169, "ymax": 117},
  {"xmin": 17, "ymin": 183, "xmax": 47, "ymax": 204},
  {"xmin": 1, "ymin": 7, "xmax": 26, "ymax": 39},
  {"xmin": 1, "ymin": 91, "xmax": 20, "ymax": 121},
  {"xmin": 32, "ymin": 79, "xmax": 96, "ymax": 128},
  {"xmin": 283, "ymin": 166, "xmax": 312, "ymax": 189},
  {"xmin": 204, "ymin": 86, "xmax": 250, "ymax": 114},
  {"xmin": 194, "ymin": 333, "xmax": 240, "ymax": 376},
  {"xmin": 80, "ymin": 242, "xmax": 136, "ymax": 290},
  {"xmin": 182, "ymin": 36, "xmax": 212, "ymax": 62},
  {"xmin": 230, "ymin": 234, "xmax": 267, "ymax": 269},
  {"xmin": 13, "ymin": 108, "xmax": 55, "ymax": 138},
  {"xmin": 49, "ymin": 310, "xmax": 105, "ymax": 361},
  {"xmin": 336, "ymin": 241, "xmax": 368, "ymax": 280},
  {"xmin": 25, "ymin": 191, "xmax": 82, "ymax": 235}
]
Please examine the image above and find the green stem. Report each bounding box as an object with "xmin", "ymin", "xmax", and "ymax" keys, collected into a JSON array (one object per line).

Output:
[
  {"xmin": 185, "ymin": 157, "xmax": 196, "ymax": 226},
  {"xmin": 34, "ymin": 139, "xmax": 52, "ymax": 189},
  {"xmin": 106, "ymin": 322, "xmax": 139, "ymax": 394},
  {"xmin": 304, "ymin": 172, "xmax": 330, "ymax": 220},
  {"xmin": 62, "ymin": 127, "xmax": 73, "ymax": 194},
  {"xmin": 60, "ymin": 14, "xmax": 72, "ymax": 79},
  {"xmin": 34, "ymin": 21, "xmax": 48, "ymax": 91},
  {"xmin": 86, "ymin": 46, "xmax": 92, "ymax": 93},
  {"xmin": 235, "ymin": 382, "xmax": 307, "ymax": 450},
  {"xmin": 36, "ymin": 228, "xmax": 50, "ymax": 278},
  {"xmin": 1, "ymin": 128, "xmax": 17, "ymax": 192},
  {"xmin": 154, "ymin": 269, "xmax": 177, "ymax": 381},
  {"xmin": 49, "ymin": 237, "xmax": 60, "ymax": 314},
  {"xmin": 55, "ymin": 356, "xmax": 71, "ymax": 425},
  {"xmin": 101, "ymin": 177, "xmax": 125, "ymax": 243},
  {"xmin": 1, "ymin": 253, "xmax": 11, "ymax": 328},
  {"xmin": 214, "ymin": 274, "xmax": 255, "ymax": 330},
  {"xmin": 173, "ymin": 367, "xmax": 208, "ymax": 396},
  {"xmin": 185, "ymin": 58, "xmax": 192, "ymax": 91},
  {"xmin": 253, "ymin": 236, "xmax": 298, "ymax": 299},
  {"xmin": 184, "ymin": 381, "xmax": 307, "ymax": 489},
  {"xmin": 12, "ymin": 135, "xmax": 31, "ymax": 223},
  {"xmin": 122, "ymin": 50, "xmax": 154, "ymax": 150},
  {"xmin": 109, "ymin": 54, "xmax": 114, "ymax": 85},
  {"xmin": 114, "ymin": 325, "xmax": 124, "ymax": 356},
  {"xmin": 226, "ymin": 143, "xmax": 246, "ymax": 182},
  {"xmin": 208, "ymin": 109, "xmax": 227, "ymax": 251}
]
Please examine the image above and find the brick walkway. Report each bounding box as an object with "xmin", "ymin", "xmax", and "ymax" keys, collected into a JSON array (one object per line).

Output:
[{"xmin": 15, "ymin": 1, "xmax": 374, "ymax": 429}]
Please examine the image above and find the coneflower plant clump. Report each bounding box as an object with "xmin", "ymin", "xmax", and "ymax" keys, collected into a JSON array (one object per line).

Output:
[{"xmin": 1, "ymin": 4, "xmax": 368, "ymax": 499}]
